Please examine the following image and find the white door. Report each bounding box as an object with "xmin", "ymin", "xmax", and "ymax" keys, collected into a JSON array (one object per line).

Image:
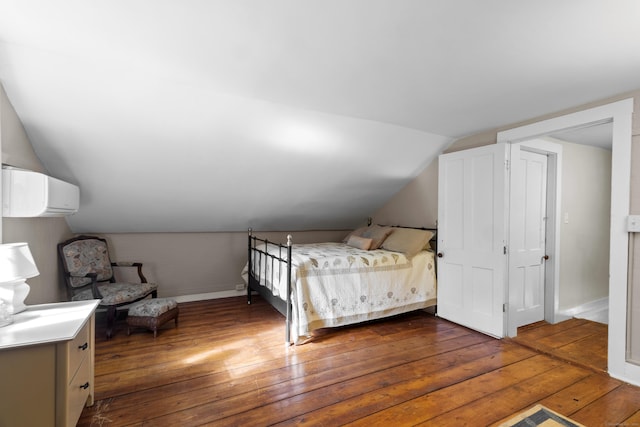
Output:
[
  {"xmin": 437, "ymin": 144, "xmax": 508, "ymax": 338},
  {"xmin": 509, "ymin": 147, "xmax": 548, "ymax": 327}
]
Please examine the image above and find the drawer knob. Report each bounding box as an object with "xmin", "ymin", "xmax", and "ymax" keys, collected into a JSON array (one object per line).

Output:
[
  {"xmin": 80, "ymin": 382, "xmax": 90, "ymax": 390},
  {"xmin": 78, "ymin": 342, "xmax": 88, "ymax": 351}
]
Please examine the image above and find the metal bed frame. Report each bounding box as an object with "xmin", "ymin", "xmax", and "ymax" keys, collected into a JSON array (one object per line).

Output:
[{"xmin": 246, "ymin": 225, "xmax": 438, "ymax": 345}]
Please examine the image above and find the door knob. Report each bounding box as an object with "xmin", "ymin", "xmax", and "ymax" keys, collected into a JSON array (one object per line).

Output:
[
  {"xmin": 542, "ymin": 255, "xmax": 549, "ymax": 261},
  {"xmin": 437, "ymin": 252, "xmax": 443, "ymax": 258}
]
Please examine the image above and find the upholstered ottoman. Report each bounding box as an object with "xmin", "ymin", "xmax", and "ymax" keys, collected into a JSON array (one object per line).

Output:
[{"xmin": 127, "ymin": 298, "xmax": 179, "ymax": 337}]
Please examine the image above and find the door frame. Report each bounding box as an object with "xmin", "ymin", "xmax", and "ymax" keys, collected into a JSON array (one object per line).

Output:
[
  {"xmin": 507, "ymin": 139, "xmax": 562, "ymax": 337},
  {"xmin": 497, "ymin": 98, "xmax": 636, "ymax": 385}
]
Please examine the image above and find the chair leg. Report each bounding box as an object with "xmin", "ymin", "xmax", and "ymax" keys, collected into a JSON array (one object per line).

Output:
[{"xmin": 106, "ymin": 306, "xmax": 117, "ymax": 339}]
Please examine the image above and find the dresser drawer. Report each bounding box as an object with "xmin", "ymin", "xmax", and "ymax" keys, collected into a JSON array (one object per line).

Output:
[
  {"xmin": 63, "ymin": 353, "xmax": 91, "ymax": 427},
  {"xmin": 67, "ymin": 320, "xmax": 91, "ymax": 382}
]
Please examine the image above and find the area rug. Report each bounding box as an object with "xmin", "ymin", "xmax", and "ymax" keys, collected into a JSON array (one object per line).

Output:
[{"xmin": 499, "ymin": 404, "xmax": 585, "ymax": 427}]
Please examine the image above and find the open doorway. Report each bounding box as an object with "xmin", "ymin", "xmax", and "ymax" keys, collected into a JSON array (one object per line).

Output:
[
  {"xmin": 510, "ymin": 125, "xmax": 612, "ymax": 331},
  {"xmin": 550, "ymin": 123, "xmax": 612, "ymax": 325},
  {"xmin": 497, "ymin": 98, "xmax": 637, "ymax": 385},
  {"xmin": 508, "ymin": 128, "xmax": 612, "ymax": 373}
]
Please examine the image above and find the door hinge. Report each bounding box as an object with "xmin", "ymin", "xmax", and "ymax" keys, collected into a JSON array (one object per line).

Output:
[
  {"xmin": 505, "ymin": 159, "xmax": 510, "ymax": 170},
  {"xmin": 503, "ymin": 303, "xmax": 507, "ymax": 313},
  {"xmin": 504, "ymin": 246, "xmax": 507, "ymax": 255}
]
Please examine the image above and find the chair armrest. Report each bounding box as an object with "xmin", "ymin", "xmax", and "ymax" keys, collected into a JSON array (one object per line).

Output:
[
  {"xmin": 67, "ymin": 272, "xmax": 103, "ymax": 299},
  {"xmin": 111, "ymin": 262, "xmax": 140, "ymax": 267},
  {"xmin": 111, "ymin": 262, "xmax": 148, "ymax": 283}
]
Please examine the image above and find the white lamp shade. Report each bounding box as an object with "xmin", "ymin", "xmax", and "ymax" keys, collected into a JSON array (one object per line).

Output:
[{"xmin": 0, "ymin": 242, "xmax": 40, "ymax": 282}]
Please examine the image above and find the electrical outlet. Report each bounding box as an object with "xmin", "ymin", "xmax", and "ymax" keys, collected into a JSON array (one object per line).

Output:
[{"xmin": 235, "ymin": 284, "xmax": 245, "ymax": 291}]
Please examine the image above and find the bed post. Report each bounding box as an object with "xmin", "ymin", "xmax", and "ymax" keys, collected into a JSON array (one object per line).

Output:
[
  {"xmin": 285, "ymin": 234, "xmax": 293, "ymax": 346},
  {"xmin": 247, "ymin": 228, "xmax": 252, "ymax": 305}
]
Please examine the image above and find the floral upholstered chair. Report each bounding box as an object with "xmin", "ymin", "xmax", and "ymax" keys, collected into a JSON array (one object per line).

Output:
[{"xmin": 58, "ymin": 235, "xmax": 158, "ymax": 338}]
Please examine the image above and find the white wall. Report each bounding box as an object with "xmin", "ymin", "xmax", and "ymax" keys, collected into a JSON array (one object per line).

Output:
[
  {"xmin": 101, "ymin": 229, "xmax": 349, "ymax": 298},
  {"xmin": 372, "ymin": 130, "xmax": 498, "ymax": 227},
  {"xmin": 1, "ymin": 83, "xmax": 74, "ymax": 304},
  {"xmin": 555, "ymin": 139, "xmax": 611, "ymax": 311},
  {"xmin": 372, "ymin": 159, "xmax": 438, "ymax": 229}
]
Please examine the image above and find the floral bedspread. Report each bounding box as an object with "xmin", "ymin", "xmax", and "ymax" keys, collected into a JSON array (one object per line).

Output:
[{"xmin": 243, "ymin": 242, "xmax": 437, "ymax": 344}]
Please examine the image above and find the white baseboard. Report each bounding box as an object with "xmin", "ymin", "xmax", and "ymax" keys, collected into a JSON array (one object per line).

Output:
[
  {"xmin": 171, "ymin": 288, "xmax": 247, "ymax": 303},
  {"xmin": 559, "ymin": 297, "xmax": 608, "ymax": 316},
  {"xmin": 558, "ymin": 297, "xmax": 609, "ymax": 325},
  {"xmin": 94, "ymin": 286, "xmax": 248, "ymax": 313}
]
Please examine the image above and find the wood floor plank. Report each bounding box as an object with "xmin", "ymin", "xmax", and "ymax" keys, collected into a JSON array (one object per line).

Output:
[
  {"xmin": 514, "ymin": 318, "xmax": 589, "ymax": 341},
  {"xmin": 538, "ymin": 373, "xmax": 623, "ymax": 415},
  {"xmin": 83, "ymin": 305, "xmax": 471, "ymax": 423},
  {"xmin": 122, "ymin": 332, "xmax": 494, "ymax": 425},
  {"xmin": 555, "ymin": 333, "xmax": 608, "ymax": 372},
  {"xmin": 274, "ymin": 342, "xmax": 536, "ymax": 427},
  {"xmin": 623, "ymin": 409, "xmax": 640, "ymax": 425},
  {"xmin": 425, "ymin": 363, "xmax": 591, "ymax": 426},
  {"xmin": 345, "ymin": 354, "xmax": 563, "ymax": 426},
  {"xmin": 93, "ymin": 313, "xmax": 463, "ymax": 400},
  {"xmin": 535, "ymin": 321, "xmax": 606, "ymax": 349},
  {"xmin": 77, "ymin": 297, "xmax": 640, "ymax": 426},
  {"xmin": 570, "ymin": 384, "xmax": 640, "ymax": 425},
  {"xmin": 510, "ymin": 318, "xmax": 608, "ymax": 373}
]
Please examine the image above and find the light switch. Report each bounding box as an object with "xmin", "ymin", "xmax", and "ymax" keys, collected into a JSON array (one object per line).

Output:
[{"xmin": 628, "ymin": 215, "xmax": 640, "ymax": 232}]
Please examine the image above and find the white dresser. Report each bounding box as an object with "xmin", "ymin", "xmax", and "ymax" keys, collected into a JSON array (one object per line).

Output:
[{"xmin": 0, "ymin": 300, "xmax": 99, "ymax": 427}]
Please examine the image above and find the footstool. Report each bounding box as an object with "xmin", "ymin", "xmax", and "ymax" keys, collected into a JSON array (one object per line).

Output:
[{"xmin": 127, "ymin": 298, "xmax": 179, "ymax": 337}]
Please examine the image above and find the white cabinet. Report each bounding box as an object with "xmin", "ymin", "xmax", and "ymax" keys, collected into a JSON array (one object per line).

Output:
[{"xmin": 0, "ymin": 300, "xmax": 99, "ymax": 427}]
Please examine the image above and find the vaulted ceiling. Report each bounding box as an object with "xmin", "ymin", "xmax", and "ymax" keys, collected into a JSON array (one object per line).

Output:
[{"xmin": 1, "ymin": 1, "xmax": 639, "ymax": 232}]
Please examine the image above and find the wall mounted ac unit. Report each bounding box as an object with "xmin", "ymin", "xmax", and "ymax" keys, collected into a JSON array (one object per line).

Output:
[{"xmin": 2, "ymin": 168, "xmax": 80, "ymax": 217}]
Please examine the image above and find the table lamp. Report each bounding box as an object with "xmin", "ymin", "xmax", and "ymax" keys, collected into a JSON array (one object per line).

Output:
[{"xmin": 0, "ymin": 242, "xmax": 40, "ymax": 316}]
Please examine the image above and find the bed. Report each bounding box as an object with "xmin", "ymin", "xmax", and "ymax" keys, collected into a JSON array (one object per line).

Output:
[{"xmin": 241, "ymin": 224, "xmax": 438, "ymax": 344}]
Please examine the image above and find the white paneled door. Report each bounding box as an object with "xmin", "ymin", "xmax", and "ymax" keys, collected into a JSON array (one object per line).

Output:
[
  {"xmin": 509, "ymin": 147, "xmax": 548, "ymax": 327},
  {"xmin": 437, "ymin": 144, "xmax": 508, "ymax": 338}
]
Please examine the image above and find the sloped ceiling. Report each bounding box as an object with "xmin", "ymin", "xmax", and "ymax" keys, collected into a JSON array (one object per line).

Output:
[{"xmin": 1, "ymin": 1, "xmax": 639, "ymax": 232}]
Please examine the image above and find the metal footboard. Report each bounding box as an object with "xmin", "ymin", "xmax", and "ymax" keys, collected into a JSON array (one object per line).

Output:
[{"xmin": 247, "ymin": 228, "xmax": 293, "ymax": 345}]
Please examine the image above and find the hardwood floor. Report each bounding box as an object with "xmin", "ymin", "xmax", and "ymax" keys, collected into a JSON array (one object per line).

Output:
[
  {"xmin": 510, "ymin": 318, "xmax": 609, "ymax": 373},
  {"xmin": 79, "ymin": 297, "xmax": 640, "ymax": 426}
]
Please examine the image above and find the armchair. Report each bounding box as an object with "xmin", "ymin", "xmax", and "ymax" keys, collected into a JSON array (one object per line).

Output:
[{"xmin": 58, "ymin": 235, "xmax": 158, "ymax": 338}]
